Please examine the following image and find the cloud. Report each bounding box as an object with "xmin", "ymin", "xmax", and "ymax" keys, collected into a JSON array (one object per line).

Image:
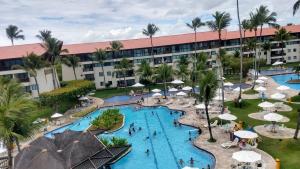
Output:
[{"xmin": 0, "ymin": 0, "xmax": 298, "ymax": 46}]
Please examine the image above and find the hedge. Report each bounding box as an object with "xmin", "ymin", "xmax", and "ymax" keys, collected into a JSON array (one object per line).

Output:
[
  {"xmin": 40, "ymin": 80, "xmax": 95, "ymax": 106},
  {"xmin": 72, "ymin": 105, "xmax": 97, "ymax": 118}
]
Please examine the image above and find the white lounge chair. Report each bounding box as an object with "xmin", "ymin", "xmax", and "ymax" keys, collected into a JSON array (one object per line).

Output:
[
  {"xmin": 165, "ymin": 99, "xmax": 173, "ymax": 105},
  {"xmin": 182, "ymin": 102, "xmax": 192, "ymax": 108},
  {"xmin": 204, "ymin": 120, "xmax": 218, "ymax": 128},
  {"xmin": 221, "ymin": 138, "xmax": 239, "ymax": 149}
]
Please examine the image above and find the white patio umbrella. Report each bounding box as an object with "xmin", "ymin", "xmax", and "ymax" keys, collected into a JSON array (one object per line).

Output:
[
  {"xmin": 255, "ymin": 79, "xmax": 265, "ymax": 84},
  {"xmin": 195, "ymin": 103, "xmax": 210, "ymax": 109},
  {"xmin": 232, "ymin": 151, "xmax": 261, "ymax": 163},
  {"xmin": 234, "ymin": 130, "xmax": 258, "ymax": 139},
  {"xmin": 182, "ymin": 166, "xmax": 199, "ymax": 169},
  {"xmin": 264, "ymin": 113, "xmax": 284, "ymax": 122},
  {"xmin": 51, "ymin": 113, "xmax": 63, "ymax": 119},
  {"xmin": 258, "ymin": 101, "xmax": 274, "ymax": 108},
  {"xmin": 131, "ymin": 82, "xmax": 144, "ymax": 87},
  {"xmin": 78, "ymin": 96, "xmax": 89, "ymax": 101},
  {"xmin": 169, "ymin": 88, "xmax": 178, "ymax": 92},
  {"xmin": 255, "ymin": 86, "xmax": 266, "ymax": 92},
  {"xmin": 258, "ymin": 76, "xmax": 268, "ymax": 80},
  {"xmin": 218, "ymin": 113, "xmax": 237, "ymax": 121},
  {"xmin": 151, "ymin": 89, "xmax": 161, "ymax": 93},
  {"xmin": 270, "ymin": 93, "xmax": 285, "ymax": 100},
  {"xmin": 182, "ymin": 86, "xmax": 193, "ymax": 91},
  {"xmin": 176, "ymin": 91, "xmax": 187, "ymax": 96},
  {"xmin": 233, "ymin": 87, "xmax": 244, "ymax": 92},
  {"xmin": 224, "ymin": 82, "xmax": 234, "ymax": 87},
  {"xmin": 272, "ymin": 61, "xmax": 284, "ymax": 66},
  {"xmin": 213, "ymin": 95, "xmax": 226, "ymax": 101},
  {"xmin": 277, "ymin": 85, "xmax": 290, "ymax": 91},
  {"xmin": 152, "ymin": 93, "xmax": 162, "ymax": 97},
  {"xmin": 171, "ymin": 79, "xmax": 184, "ymax": 84}
]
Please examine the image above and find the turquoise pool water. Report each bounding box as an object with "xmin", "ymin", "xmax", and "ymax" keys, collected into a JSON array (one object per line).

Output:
[
  {"xmin": 46, "ymin": 106, "xmax": 215, "ymax": 169},
  {"xmin": 272, "ymin": 74, "xmax": 300, "ymax": 90}
]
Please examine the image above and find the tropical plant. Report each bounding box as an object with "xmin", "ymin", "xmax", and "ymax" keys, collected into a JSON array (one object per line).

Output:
[
  {"xmin": 241, "ymin": 19, "xmax": 251, "ymax": 40},
  {"xmin": 293, "ymin": 0, "xmax": 300, "ymax": 15},
  {"xmin": 293, "ymin": 65, "xmax": 300, "ymax": 79},
  {"xmin": 175, "ymin": 56, "xmax": 190, "ymax": 81},
  {"xmin": 111, "ymin": 137, "xmax": 128, "ymax": 147},
  {"xmin": 136, "ymin": 60, "xmax": 153, "ymax": 87},
  {"xmin": 0, "ymin": 78, "xmax": 38, "ymax": 168},
  {"xmin": 262, "ymin": 41, "xmax": 271, "ymax": 62},
  {"xmin": 12, "ymin": 52, "xmax": 45, "ymax": 95},
  {"xmin": 206, "ymin": 11, "xmax": 231, "ymax": 113},
  {"xmin": 41, "ymin": 37, "xmax": 68, "ymax": 89},
  {"xmin": 108, "ymin": 41, "xmax": 124, "ymax": 59},
  {"xmin": 36, "ymin": 30, "xmax": 52, "ymax": 41},
  {"xmin": 274, "ymin": 27, "xmax": 292, "ymax": 61},
  {"xmin": 100, "ymin": 138, "xmax": 111, "ymax": 147},
  {"xmin": 62, "ymin": 55, "xmax": 80, "ymax": 80},
  {"xmin": 90, "ymin": 109, "xmax": 123, "ymax": 130},
  {"xmin": 143, "ymin": 23, "xmax": 159, "ymax": 63},
  {"xmin": 93, "ymin": 48, "xmax": 107, "ymax": 86},
  {"xmin": 186, "ymin": 17, "xmax": 205, "ymax": 91},
  {"xmin": 156, "ymin": 63, "xmax": 173, "ymax": 98},
  {"xmin": 5, "ymin": 25, "xmax": 25, "ymax": 45},
  {"xmin": 115, "ymin": 58, "xmax": 133, "ymax": 88},
  {"xmin": 198, "ymin": 71, "xmax": 218, "ymax": 142}
]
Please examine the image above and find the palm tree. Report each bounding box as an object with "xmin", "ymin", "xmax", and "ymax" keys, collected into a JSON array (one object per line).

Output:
[
  {"xmin": 262, "ymin": 41, "xmax": 271, "ymax": 62},
  {"xmin": 186, "ymin": 18, "xmax": 205, "ymax": 91},
  {"xmin": 207, "ymin": 11, "xmax": 231, "ymax": 113},
  {"xmin": 108, "ymin": 41, "xmax": 124, "ymax": 59},
  {"xmin": 294, "ymin": 109, "xmax": 300, "ymax": 139},
  {"xmin": 6, "ymin": 25, "xmax": 25, "ymax": 45},
  {"xmin": 12, "ymin": 52, "xmax": 45, "ymax": 95},
  {"xmin": 62, "ymin": 55, "xmax": 80, "ymax": 80},
  {"xmin": 274, "ymin": 27, "xmax": 291, "ymax": 61},
  {"xmin": 156, "ymin": 64, "xmax": 173, "ymax": 98},
  {"xmin": 93, "ymin": 49, "xmax": 107, "ymax": 86},
  {"xmin": 142, "ymin": 23, "xmax": 159, "ymax": 64},
  {"xmin": 237, "ymin": 0, "xmax": 244, "ymax": 99},
  {"xmin": 115, "ymin": 58, "xmax": 133, "ymax": 88},
  {"xmin": 36, "ymin": 30, "xmax": 52, "ymax": 41},
  {"xmin": 0, "ymin": 78, "xmax": 37, "ymax": 168},
  {"xmin": 199, "ymin": 71, "xmax": 218, "ymax": 142},
  {"xmin": 256, "ymin": 5, "xmax": 277, "ymax": 72},
  {"xmin": 176, "ymin": 56, "xmax": 190, "ymax": 81},
  {"xmin": 241, "ymin": 19, "xmax": 251, "ymax": 40},
  {"xmin": 136, "ymin": 60, "xmax": 153, "ymax": 94},
  {"xmin": 41, "ymin": 37, "xmax": 68, "ymax": 89},
  {"xmin": 293, "ymin": 0, "xmax": 300, "ymax": 15}
]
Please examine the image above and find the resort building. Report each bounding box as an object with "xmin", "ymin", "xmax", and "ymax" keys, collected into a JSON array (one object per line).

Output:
[{"xmin": 1, "ymin": 25, "xmax": 300, "ymax": 93}]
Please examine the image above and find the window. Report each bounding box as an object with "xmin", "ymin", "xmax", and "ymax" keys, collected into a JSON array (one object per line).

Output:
[
  {"xmin": 31, "ymin": 84, "xmax": 38, "ymax": 90},
  {"xmin": 15, "ymin": 73, "xmax": 29, "ymax": 82},
  {"xmin": 293, "ymin": 48, "xmax": 297, "ymax": 52},
  {"xmin": 294, "ymin": 56, "xmax": 297, "ymax": 59},
  {"xmin": 264, "ymin": 52, "xmax": 267, "ymax": 55},
  {"xmin": 288, "ymin": 56, "xmax": 291, "ymax": 60},
  {"xmin": 288, "ymin": 49, "xmax": 291, "ymax": 53},
  {"xmin": 107, "ymin": 71, "xmax": 111, "ymax": 76},
  {"xmin": 83, "ymin": 64, "xmax": 93, "ymax": 72},
  {"xmin": 85, "ymin": 74, "xmax": 95, "ymax": 81},
  {"xmin": 23, "ymin": 86, "xmax": 31, "ymax": 93},
  {"xmin": 99, "ymin": 72, "xmax": 104, "ymax": 76},
  {"xmin": 100, "ymin": 82, "xmax": 104, "ymax": 86}
]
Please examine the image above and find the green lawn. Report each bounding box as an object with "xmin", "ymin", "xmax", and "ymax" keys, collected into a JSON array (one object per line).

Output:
[
  {"xmin": 93, "ymin": 84, "xmax": 165, "ymax": 99},
  {"xmin": 226, "ymin": 99, "xmax": 300, "ymax": 169},
  {"xmin": 224, "ymin": 74, "xmax": 246, "ymax": 83},
  {"xmin": 243, "ymin": 89, "xmax": 259, "ymax": 95},
  {"xmin": 260, "ymin": 61, "xmax": 300, "ymax": 70}
]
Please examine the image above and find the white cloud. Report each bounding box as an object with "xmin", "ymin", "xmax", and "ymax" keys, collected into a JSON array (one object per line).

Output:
[{"xmin": 0, "ymin": 0, "xmax": 298, "ymax": 46}]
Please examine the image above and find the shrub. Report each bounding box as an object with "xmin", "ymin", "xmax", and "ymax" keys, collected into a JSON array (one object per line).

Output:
[
  {"xmin": 100, "ymin": 137, "xmax": 128, "ymax": 148},
  {"xmin": 291, "ymin": 95, "xmax": 300, "ymax": 102},
  {"xmin": 40, "ymin": 80, "xmax": 95, "ymax": 107},
  {"xmin": 90, "ymin": 109, "xmax": 123, "ymax": 131}
]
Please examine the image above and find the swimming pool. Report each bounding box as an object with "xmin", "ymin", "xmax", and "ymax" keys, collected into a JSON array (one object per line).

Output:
[
  {"xmin": 272, "ymin": 73, "xmax": 300, "ymax": 90},
  {"xmin": 46, "ymin": 106, "xmax": 215, "ymax": 169}
]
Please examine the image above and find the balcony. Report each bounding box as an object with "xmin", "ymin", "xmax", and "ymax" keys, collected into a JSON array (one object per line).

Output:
[
  {"xmin": 271, "ymin": 43, "xmax": 286, "ymax": 49},
  {"xmin": 271, "ymin": 51, "xmax": 286, "ymax": 57}
]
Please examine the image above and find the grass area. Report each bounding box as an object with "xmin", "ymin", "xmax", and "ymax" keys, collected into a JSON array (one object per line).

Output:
[
  {"xmin": 224, "ymin": 74, "xmax": 246, "ymax": 83},
  {"xmin": 226, "ymin": 99, "xmax": 300, "ymax": 169},
  {"xmin": 243, "ymin": 89, "xmax": 259, "ymax": 95},
  {"xmin": 260, "ymin": 61, "xmax": 300, "ymax": 70},
  {"xmin": 291, "ymin": 95, "xmax": 300, "ymax": 102},
  {"xmin": 93, "ymin": 84, "xmax": 165, "ymax": 99}
]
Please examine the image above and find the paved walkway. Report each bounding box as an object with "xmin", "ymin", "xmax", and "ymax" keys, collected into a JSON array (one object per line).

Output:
[{"xmin": 254, "ymin": 125, "xmax": 299, "ymax": 139}]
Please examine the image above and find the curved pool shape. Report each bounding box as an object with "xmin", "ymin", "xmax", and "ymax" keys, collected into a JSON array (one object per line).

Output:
[
  {"xmin": 272, "ymin": 74, "xmax": 300, "ymax": 90},
  {"xmin": 46, "ymin": 106, "xmax": 215, "ymax": 169}
]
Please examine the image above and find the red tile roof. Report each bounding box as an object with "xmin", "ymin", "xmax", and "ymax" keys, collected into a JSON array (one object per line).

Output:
[{"xmin": 1, "ymin": 25, "xmax": 300, "ymax": 60}]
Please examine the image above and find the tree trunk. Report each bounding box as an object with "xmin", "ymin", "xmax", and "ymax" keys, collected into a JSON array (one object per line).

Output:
[
  {"xmin": 101, "ymin": 65, "xmax": 106, "ymax": 87},
  {"xmin": 33, "ymin": 76, "xmax": 40, "ymax": 96},
  {"xmin": 51, "ymin": 66, "xmax": 57, "ymax": 89},
  {"xmin": 192, "ymin": 31, "xmax": 197, "ymax": 94},
  {"xmin": 251, "ymin": 30, "xmax": 258, "ymax": 89},
  {"xmin": 294, "ymin": 110, "xmax": 300, "ymax": 139},
  {"xmin": 218, "ymin": 32, "xmax": 225, "ymax": 113},
  {"xmin": 15, "ymin": 137, "xmax": 21, "ymax": 152},
  {"xmin": 163, "ymin": 78, "xmax": 167, "ymax": 99},
  {"xmin": 54, "ymin": 67, "xmax": 60, "ymax": 88},
  {"xmin": 237, "ymin": 0, "xmax": 243, "ymax": 99},
  {"xmin": 72, "ymin": 66, "xmax": 77, "ymax": 80},
  {"xmin": 6, "ymin": 138, "xmax": 14, "ymax": 169},
  {"xmin": 257, "ymin": 25, "xmax": 263, "ymax": 74},
  {"xmin": 205, "ymin": 102, "xmax": 214, "ymax": 141},
  {"xmin": 150, "ymin": 36, "xmax": 154, "ymax": 65},
  {"xmin": 281, "ymin": 41, "xmax": 285, "ymax": 61},
  {"xmin": 11, "ymin": 39, "xmax": 14, "ymax": 46}
]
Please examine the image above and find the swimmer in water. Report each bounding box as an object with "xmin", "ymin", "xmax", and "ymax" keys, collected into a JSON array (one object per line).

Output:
[
  {"xmin": 145, "ymin": 149, "xmax": 150, "ymax": 156},
  {"xmin": 153, "ymin": 130, "xmax": 157, "ymax": 136}
]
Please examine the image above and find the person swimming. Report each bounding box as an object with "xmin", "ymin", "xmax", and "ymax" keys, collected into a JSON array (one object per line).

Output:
[
  {"xmin": 144, "ymin": 136, "xmax": 150, "ymax": 140},
  {"xmin": 129, "ymin": 128, "xmax": 132, "ymax": 136},
  {"xmin": 179, "ymin": 159, "xmax": 184, "ymax": 166},
  {"xmin": 145, "ymin": 149, "xmax": 150, "ymax": 156},
  {"xmin": 153, "ymin": 130, "xmax": 157, "ymax": 136},
  {"xmin": 138, "ymin": 127, "xmax": 142, "ymax": 131},
  {"xmin": 190, "ymin": 157, "xmax": 194, "ymax": 166}
]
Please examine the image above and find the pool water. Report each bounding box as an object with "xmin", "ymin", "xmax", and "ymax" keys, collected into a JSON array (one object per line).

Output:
[
  {"xmin": 272, "ymin": 74, "xmax": 300, "ymax": 90},
  {"xmin": 104, "ymin": 95, "xmax": 133, "ymax": 103},
  {"xmin": 46, "ymin": 106, "xmax": 215, "ymax": 169}
]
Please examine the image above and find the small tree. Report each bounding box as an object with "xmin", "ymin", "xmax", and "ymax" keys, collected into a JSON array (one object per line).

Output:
[
  {"xmin": 6, "ymin": 25, "xmax": 25, "ymax": 45},
  {"xmin": 115, "ymin": 58, "xmax": 133, "ymax": 88},
  {"xmin": 156, "ymin": 64, "xmax": 173, "ymax": 98}
]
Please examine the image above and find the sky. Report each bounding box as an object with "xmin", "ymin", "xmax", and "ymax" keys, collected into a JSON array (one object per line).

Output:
[{"xmin": 0, "ymin": 0, "xmax": 298, "ymax": 46}]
